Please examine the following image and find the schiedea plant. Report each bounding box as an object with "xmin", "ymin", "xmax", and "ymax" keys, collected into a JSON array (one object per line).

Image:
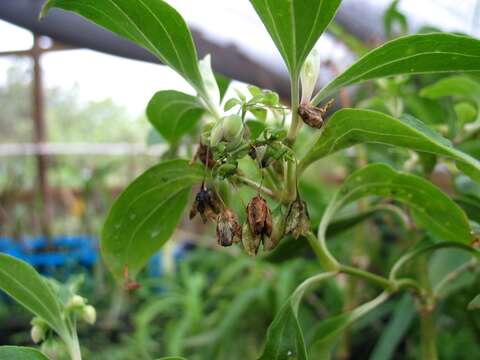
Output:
[{"xmin": 1, "ymin": 0, "xmax": 480, "ymax": 359}]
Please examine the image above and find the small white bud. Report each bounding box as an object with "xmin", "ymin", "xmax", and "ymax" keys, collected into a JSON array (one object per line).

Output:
[
  {"xmin": 31, "ymin": 324, "xmax": 45, "ymax": 343},
  {"xmin": 67, "ymin": 295, "xmax": 86, "ymax": 309},
  {"xmin": 300, "ymin": 48, "xmax": 321, "ymax": 104},
  {"xmin": 82, "ymin": 305, "xmax": 96, "ymax": 325}
]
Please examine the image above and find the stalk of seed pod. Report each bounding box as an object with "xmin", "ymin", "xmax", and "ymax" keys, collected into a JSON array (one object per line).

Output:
[
  {"xmin": 216, "ymin": 208, "xmax": 242, "ymax": 247},
  {"xmin": 242, "ymin": 223, "xmax": 261, "ymax": 256},
  {"xmin": 246, "ymin": 195, "xmax": 272, "ymax": 238},
  {"xmin": 285, "ymin": 198, "xmax": 311, "ymax": 240}
]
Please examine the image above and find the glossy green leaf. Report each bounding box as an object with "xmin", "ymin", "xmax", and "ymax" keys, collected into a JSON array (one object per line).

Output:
[
  {"xmin": 101, "ymin": 160, "xmax": 204, "ymax": 282},
  {"xmin": 300, "ymin": 109, "xmax": 480, "ymax": 184},
  {"xmin": 249, "ymin": 0, "xmax": 342, "ymax": 77},
  {"xmin": 369, "ymin": 295, "xmax": 415, "ymax": 360},
  {"xmin": 309, "ymin": 292, "xmax": 389, "ymax": 358},
  {"xmin": 318, "ymin": 164, "xmax": 471, "ymax": 244},
  {"xmin": 313, "ymin": 33, "xmax": 480, "ymax": 104},
  {"xmin": 258, "ymin": 272, "xmax": 337, "ymax": 360},
  {"xmin": 40, "ymin": 0, "xmax": 206, "ymax": 98},
  {"xmin": 0, "ymin": 254, "xmax": 65, "ymax": 334},
  {"xmin": 147, "ymin": 91, "xmax": 204, "ymax": 144},
  {"xmin": 0, "ymin": 346, "xmax": 49, "ymax": 360},
  {"xmin": 468, "ymin": 294, "xmax": 480, "ymax": 310}
]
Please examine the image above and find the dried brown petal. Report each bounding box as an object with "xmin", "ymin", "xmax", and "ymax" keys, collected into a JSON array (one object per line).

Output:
[
  {"xmin": 216, "ymin": 208, "xmax": 242, "ymax": 247},
  {"xmin": 264, "ymin": 208, "xmax": 286, "ymax": 251}
]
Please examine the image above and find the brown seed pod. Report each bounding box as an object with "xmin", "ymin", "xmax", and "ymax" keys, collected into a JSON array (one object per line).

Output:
[
  {"xmin": 242, "ymin": 223, "xmax": 261, "ymax": 256},
  {"xmin": 196, "ymin": 143, "xmax": 216, "ymax": 168},
  {"xmin": 285, "ymin": 198, "xmax": 311, "ymax": 240},
  {"xmin": 298, "ymin": 99, "xmax": 334, "ymax": 129},
  {"xmin": 216, "ymin": 208, "xmax": 242, "ymax": 247},
  {"xmin": 264, "ymin": 207, "xmax": 286, "ymax": 251},
  {"xmin": 246, "ymin": 195, "xmax": 273, "ymax": 238},
  {"xmin": 189, "ymin": 186, "xmax": 221, "ymax": 223}
]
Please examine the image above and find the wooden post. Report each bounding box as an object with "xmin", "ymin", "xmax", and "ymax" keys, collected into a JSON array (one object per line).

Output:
[{"xmin": 32, "ymin": 34, "xmax": 53, "ymax": 239}]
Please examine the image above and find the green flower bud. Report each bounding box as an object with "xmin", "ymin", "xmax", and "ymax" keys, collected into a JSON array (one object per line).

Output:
[
  {"xmin": 210, "ymin": 119, "xmax": 224, "ymax": 147},
  {"xmin": 82, "ymin": 305, "xmax": 97, "ymax": 325},
  {"xmin": 218, "ymin": 161, "xmax": 238, "ymax": 178},
  {"xmin": 242, "ymin": 223, "xmax": 261, "ymax": 256},
  {"xmin": 222, "ymin": 115, "xmax": 244, "ymax": 142}
]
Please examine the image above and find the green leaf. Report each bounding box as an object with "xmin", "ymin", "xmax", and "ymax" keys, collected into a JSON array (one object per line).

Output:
[
  {"xmin": 0, "ymin": 254, "xmax": 65, "ymax": 334},
  {"xmin": 468, "ymin": 294, "xmax": 480, "ymax": 310},
  {"xmin": 369, "ymin": 295, "xmax": 415, "ymax": 360},
  {"xmin": 40, "ymin": 0, "xmax": 206, "ymax": 98},
  {"xmin": 258, "ymin": 272, "xmax": 337, "ymax": 360},
  {"xmin": 319, "ymin": 164, "xmax": 471, "ymax": 244},
  {"xmin": 0, "ymin": 346, "xmax": 49, "ymax": 360},
  {"xmin": 101, "ymin": 160, "xmax": 204, "ymax": 282},
  {"xmin": 300, "ymin": 109, "xmax": 480, "ymax": 184},
  {"xmin": 313, "ymin": 33, "xmax": 480, "ymax": 104},
  {"xmin": 309, "ymin": 292, "xmax": 389, "ymax": 358},
  {"xmin": 147, "ymin": 91, "xmax": 204, "ymax": 144},
  {"xmin": 249, "ymin": 0, "xmax": 342, "ymax": 77},
  {"xmin": 420, "ymin": 75, "xmax": 480, "ymax": 103}
]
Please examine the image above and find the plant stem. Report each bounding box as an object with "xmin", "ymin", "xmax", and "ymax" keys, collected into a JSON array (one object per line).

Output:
[
  {"xmin": 433, "ymin": 259, "xmax": 477, "ymax": 297},
  {"xmin": 417, "ymin": 255, "xmax": 438, "ymax": 360},
  {"xmin": 287, "ymin": 76, "xmax": 301, "ymax": 143},
  {"xmin": 419, "ymin": 303, "xmax": 438, "ymax": 360},
  {"xmin": 65, "ymin": 331, "xmax": 82, "ymax": 360},
  {"xmin": 233, "ymin": 175, "xmax": 276, "ymax": 199},
  {"xmin": 305, "ymin": 232, "xmax": 339, "ymax": 271},
  {"xmin": 340, "ymin": 264, "xmax": 394, "ymax": 291}
]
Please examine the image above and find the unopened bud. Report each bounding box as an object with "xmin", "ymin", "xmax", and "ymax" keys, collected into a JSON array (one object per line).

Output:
[
  {"xmin": 82, "ymin": 305, "xmax": 96, "ymax": 325},
  {"xmin": 285, "ymin": 198, "xmax": 310, "ymax": 240},
  {"xmin": 216, "ymin": 208, "xmax": 242, "ymax": 246},
  {"xmin": 67, "ymin": 295, "xmax": 86, "ymax": 309},
  {"xmin": 218, "ymin": 161, "xmax": 238, "ymax": 178},
  {"xmin": 222, "ymin": 115, "xmax": 244, "ymax": 141},
  {"xmin": 242, "ymin": 223, "xmax": 261, "ymax": 256},
  {"xmin": 31, "ymin": 324, "xmax": 46, "ymax": 344},
  {"xmin": 300, "ymin": 48, "xmax": 321, "ymax": 104}
]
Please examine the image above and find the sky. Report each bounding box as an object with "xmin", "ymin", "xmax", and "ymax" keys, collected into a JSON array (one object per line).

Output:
[{"xmin": 0, "ymin": 0, "xmax": 479, "ymax": 117}]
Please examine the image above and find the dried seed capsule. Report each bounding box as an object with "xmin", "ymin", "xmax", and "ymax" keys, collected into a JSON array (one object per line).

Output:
[
  {"xmin": 285, "ymin": 198, "xmax": 311, "ymax": 240},
  {"xmin": 196, "ymin": 143, "xmax": 216, "ymax": 168},
  {"xmin": 216, "ymin": 208, "xmax": 242, "ymax": 247},
  {"xmin": 298, "ymin": 99, "xmax": 334, "ymax": 129},
  {"xmin": 242, "ymin": 223, "xmax": 261, "ymax": 256},
  {"xmin": 247, "ymin": 195, "xmax": 272, "ymax": 238},
  {"xmin": 264, "ymin": 207, "xmax": 286, "ymax": 251},
  {"xmin": 189, "ymin": 186, "xmax": 221, "ymax": 223}
]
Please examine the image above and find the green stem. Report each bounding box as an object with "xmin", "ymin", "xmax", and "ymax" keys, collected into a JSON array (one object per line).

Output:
[
  {"xmin": 233, "ymin": 175, "xmax": 276, "ymax": 199},
  {"xmin": 389, "ymin": 242, "xmax": 480, "ymax": 282},
  {"xmin": 287, "ymin": 75, "xmax": 301, "ymax": 143},
  {"xmin": 417, "ymin": 255, "xmax": 438, "ymax": 360},
  {"xmin": 282, "ymin": 160, "xmax": 297, "ymax": 203},
  {"xmin": 339, "ymin": 264, "xmax": 394, "ymax": 291},
  {"xmin": 420, "ymin": 306, "xmax": 438, "ymax": 360},
  {"xmin": 306, "ymin": 232, "xmax": 339, "ymax": 271}
]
